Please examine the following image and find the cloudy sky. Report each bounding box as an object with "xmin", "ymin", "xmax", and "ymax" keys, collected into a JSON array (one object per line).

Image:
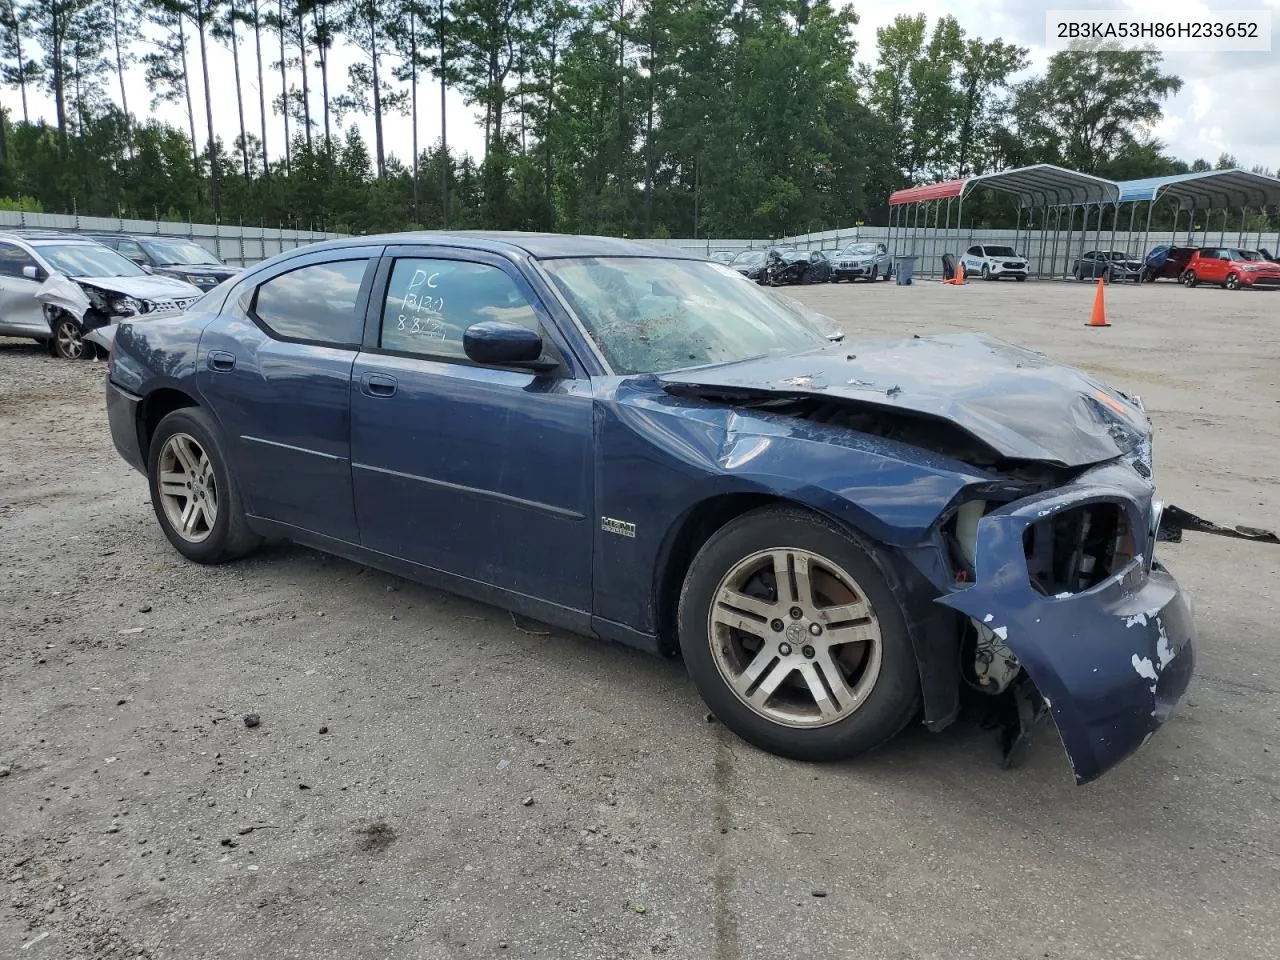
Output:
[{"xmin": 12, "ymin": 0, "xmax": 1280, "ymax": 174}]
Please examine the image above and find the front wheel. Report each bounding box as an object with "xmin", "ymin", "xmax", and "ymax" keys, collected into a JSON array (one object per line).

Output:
[
  {"xmin": 51, "ymin": 315, "xmax": 90, "ymax": 360},
  {"xmin": 148, "ymin": 406, "xmax": 262, "ymax": 564},
  {"xmin": 678, "ymin": 506, "xmax": 920, "ymax": 762},
  {"xmin": 1015, "ymin": 274, "xmax": 1026, "ymax": 282},
  {"xmin": 980, "ymin": 264, "xmax": 991, "ymax": 281},
  {"xmin": 1225, "ymin": 273, "xmax": 1239, "ymax": 290},
  {"xmin": 868, "ymin": 266, "xmax": 879, "ymax": 282}
]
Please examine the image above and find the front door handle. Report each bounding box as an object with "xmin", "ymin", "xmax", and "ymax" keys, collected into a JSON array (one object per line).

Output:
[
  {"xmin": 208, "ymin": 350, "xmax": 236, "ymax": 372},
  {"xmin": 361, "ymin": 373, "xmax": 398, "ymax": 398}
]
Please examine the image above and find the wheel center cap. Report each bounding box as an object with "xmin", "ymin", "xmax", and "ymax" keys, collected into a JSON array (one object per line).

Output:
[{"xmin": 784, "ymin": 622, "xmax": 806, "ymax": 645}]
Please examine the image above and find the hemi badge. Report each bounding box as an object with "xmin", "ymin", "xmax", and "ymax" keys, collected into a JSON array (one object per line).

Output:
[{"xmin": 601, "ymin": 517, "xmax": 636, "ymax": 538}]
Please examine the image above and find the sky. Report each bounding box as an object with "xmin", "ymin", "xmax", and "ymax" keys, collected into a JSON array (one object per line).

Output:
[{"xmin": 10, "ymin": 0, "xmax": 1280, "ymax": 177}]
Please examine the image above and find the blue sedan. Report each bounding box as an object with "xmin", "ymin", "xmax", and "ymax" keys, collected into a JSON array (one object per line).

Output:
[{"xmin": 103, "ymin": 232, "xmax": 1200, "ymax": 783}]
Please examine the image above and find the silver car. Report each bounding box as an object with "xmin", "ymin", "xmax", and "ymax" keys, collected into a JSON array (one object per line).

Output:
[
  {"xmin": 832, "ymin": 242, "xmax": 892, "ymax": 282},
  {"xmin": 0, "ymin": 232, "xmax": 204, "ymax": 358}
]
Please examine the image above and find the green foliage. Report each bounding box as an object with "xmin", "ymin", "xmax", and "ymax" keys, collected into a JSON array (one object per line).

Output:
[{"xmin": 0, "ymin": 2, "xmax": 1198, "ymax": 235}]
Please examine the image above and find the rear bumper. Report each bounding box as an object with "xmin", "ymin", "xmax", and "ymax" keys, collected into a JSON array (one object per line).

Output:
[
  {"xmin": 936, "ymin": 470, "xmax": 1195, "ymax": 784},
  {"xmin": 106, "ymin": 379, "xmax": 146, "ymax": 474}
]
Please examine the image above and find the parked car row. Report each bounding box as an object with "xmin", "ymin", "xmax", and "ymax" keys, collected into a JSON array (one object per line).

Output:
[
  {"xmin": 1076, "ymin": 245, "xmax": 1280, "ymax": 290},
  {"xmin": 723, "ymin": 243, "xmax": 895, "ymax": 286},
  {"xmin": 0, "ymin": 230, "xmax": 239, "ymax": 358}
]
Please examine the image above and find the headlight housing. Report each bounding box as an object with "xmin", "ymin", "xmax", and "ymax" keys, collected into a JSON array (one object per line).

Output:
[{"xmin": 112, "ymin": 296, "xmax": 143, "ymax": 316}]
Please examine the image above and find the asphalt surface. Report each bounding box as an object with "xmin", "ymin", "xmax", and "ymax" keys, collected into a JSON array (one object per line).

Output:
[{"xmin": 2, "ymin": 278, "xmax": 1278, "ymax": 959}]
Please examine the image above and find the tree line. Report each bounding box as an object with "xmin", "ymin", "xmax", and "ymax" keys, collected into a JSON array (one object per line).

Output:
[{"xmin": 0, "ymin": 1, "xmax": 1257, "ymax": 238}]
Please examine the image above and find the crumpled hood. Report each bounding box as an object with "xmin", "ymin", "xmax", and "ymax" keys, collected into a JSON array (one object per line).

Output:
[
  {"xmin": 658, "ymin": 333, "xmax": 1151, "ymax": 468},
  {"xmin": 78, "ymin": 274, "xmax": 203, "ymax": 300}
]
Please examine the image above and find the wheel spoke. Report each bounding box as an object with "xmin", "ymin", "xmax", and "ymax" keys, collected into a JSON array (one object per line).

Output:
[
  {"xmin": 716, "ymin": 587, "xmax": 774, "ymax": 621},
  {"xmin": 825, "ymin": 621, "xmax": 879, "ymax": 644},
  {"xmin": 798, "ymin": 662, "xmax": 840, "ymax": 719},
  {"xmin": 197, "ymin": 501, "xmax": 215, "ymax": 530},
  {"xmin": 180, "ymin": 498, "xmax": 198, "ymax": 534},
  {"xmin": 815, "ymin": 600, "xmax": 871, "ymax": 626},
  {"xmin": 792, "ymin": 553, "xmax": 813, "ymax": 607},
  {"xmin": 812, "ymin": 651, "xmax": 858, "ymax": 714},
  {"xmin": 160, "ymin": 480, "xmax": 188, "ymax": 498},
  {"xmin": 741, "ymin": 656, "xmax": 793, "ymax": 706},
  {"xmin": 713, "ymin": 608, "xmax": 770, "ymax": 640},
  {"xmin": 171, "ymin": 437, "xmax": 201, "ymax": 476}
]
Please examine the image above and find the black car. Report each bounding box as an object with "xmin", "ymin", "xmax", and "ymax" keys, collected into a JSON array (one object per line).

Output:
[
  {"xmin": 86, "ymin": 233, "xmax": 240, "ymax": 291},
  {"xmin": 796, "ymin": 248, "xmax": 834, "ymax": 283},
  {"xmin": 728, "ymin": 249, "xmax": 768, "ymax": 281},
  {"xmin": 1073, "ymin": 250, "xmax": 1143, "ymax": 282}
]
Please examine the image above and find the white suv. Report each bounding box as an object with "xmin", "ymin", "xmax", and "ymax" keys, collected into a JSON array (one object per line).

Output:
[{"xmin": 961, "ymin": 244, "xmax": 1029, "ymax": 281}]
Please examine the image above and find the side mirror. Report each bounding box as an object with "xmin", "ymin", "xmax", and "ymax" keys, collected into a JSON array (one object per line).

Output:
[
  {"xmin": 140, "ymin": 263, "xmax": 154, "ymax": 273},
  {"xmin": 22, "ymin": 265, "xmax": 42, "ymax": 281},
  {"xmin": 463, "ymin": 321, "xmax": 557, "ymax": 371}
]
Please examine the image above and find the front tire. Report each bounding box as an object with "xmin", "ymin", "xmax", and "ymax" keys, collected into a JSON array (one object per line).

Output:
[
  {"xmin": 1225, "ymin": 273, "xmax": 1239, "ymax": 290},
  {"xmin": 51, "ymin": 315, "xmax": 89, "ymax": 360},
  {"xmin": 147, "ymin": 407, "xmax": 262, "ymax": 564},
  {"xmin": 980, "ymin": 264, "xmax": 991, "ymax": 281},
  {"xmin": 677, "ymin": 506, "xmax": 921, "ymax": 762}
]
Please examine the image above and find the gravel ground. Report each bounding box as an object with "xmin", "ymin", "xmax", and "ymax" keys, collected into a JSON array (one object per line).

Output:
[{"xmin": 1, "ymin": 278, "xmax": 1278, "ymax": 960}]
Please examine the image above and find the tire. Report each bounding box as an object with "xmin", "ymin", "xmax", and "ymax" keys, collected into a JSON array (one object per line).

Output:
[
  {"xmin": 51, "ymin": 314, "xmax": 90, "ymax": 360},
  {"xmin": 1184, "ymin": 271, "xmax": 1198, "ymax": 288},
  {"xmin": 147, "ymin": 406, "xmax": 262, "ymax": 564},
  {"xmin": 677, "ymin": 506, "xmax": 921, "ymax": 762},
  {"xmin": 1072, "ymin": 265, "xmax": 1081, "ymax": 281},
  {"xmin": 1225, "ymin": 273, "xmax": 1239, "ymax": 290},
  {"xmin": 980, "ymin": 264, "xmax": 991, "ymax": 281},
  {"xmin": 869, "ymin": 266, "xmax": 879, "ymax": 282},
  {"xmin": 1015, "ymin": 274, "xmax": 1026, "ymax": 282}
]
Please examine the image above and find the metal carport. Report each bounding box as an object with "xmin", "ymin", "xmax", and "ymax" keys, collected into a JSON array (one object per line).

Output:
[
  {"xmin": 888, "ymin": 164, "xmax": 1121, "ymax": 279},
  {"xmin": 1117, "ymin": 169, "xmax": 1280, "ymax": 263}
]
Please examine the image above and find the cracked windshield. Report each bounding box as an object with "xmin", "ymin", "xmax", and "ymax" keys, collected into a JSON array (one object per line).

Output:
[{"xmin": 541, "ymin": 257, "xmax": 831, "ymax": 374}]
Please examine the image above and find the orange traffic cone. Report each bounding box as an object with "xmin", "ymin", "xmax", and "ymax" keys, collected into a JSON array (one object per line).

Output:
[
  {"xmin": 1085, "ymin": 276, "xmax": 1110, "ymax": 327},
  {"xmin": 956, "ymin": 261, "xmax": 965, "ymax": 284}
]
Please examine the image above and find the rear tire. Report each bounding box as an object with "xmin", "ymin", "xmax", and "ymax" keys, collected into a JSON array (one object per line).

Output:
[
  {"xmin": 678, "ymin": 506, "xmax": 921, "ymax": 762},
  {"xmin": 1184, "ymin": 271, "xmax": 1198, "ymax": 288},
  {"xmin": 147, "ymin": 406, "xmax": 262, "ymax": 564}
]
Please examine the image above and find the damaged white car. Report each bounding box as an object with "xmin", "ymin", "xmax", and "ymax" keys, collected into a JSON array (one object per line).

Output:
[{"xmin": 0, "ymin": 232, "xmax": 203, "ymax": 359}]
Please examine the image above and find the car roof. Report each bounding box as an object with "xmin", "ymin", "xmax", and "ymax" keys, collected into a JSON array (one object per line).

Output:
[
  {"xmin": 294, "ymin": 231, "xmax": 702, "ymax": 260},
  {"xmin": 84, "ymin": 232, "xmax": 192, "ymax": 242},
  {"xmin": 0, "ymin": 231, "xmax": 99, "ymax": 244}
]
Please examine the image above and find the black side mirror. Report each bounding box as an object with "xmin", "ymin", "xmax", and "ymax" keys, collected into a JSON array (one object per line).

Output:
[{"xmin": 463, "ymin": 321, "xmax": 557, "ymax": 371}]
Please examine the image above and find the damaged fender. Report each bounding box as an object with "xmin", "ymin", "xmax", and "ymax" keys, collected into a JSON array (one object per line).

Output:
[
  {"xmin": 35, "ymin": 273, "xmax": 92, "ymax": 322},
  {"xmin": 936, "ymin": 486, "xmax": 1195, "ymax": 784}
]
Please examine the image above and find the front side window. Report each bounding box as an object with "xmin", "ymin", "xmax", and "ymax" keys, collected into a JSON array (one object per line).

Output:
[
  {"xmin": 30, "ymin": 242, "xmax": 147, "ymax": 278},
  {"xmin": 252, "ymin": 258, "xmax": 370, "ymax": 345},
  {"xmin": 0, "ymin": 241, "xmax": 40, "ymax": 280},
  {"xmin": 116, "ymin": 239, "xmax": 147, "ymax": 262},
  {"xmin": 540, "ymin": 257, "xmax": 828, "ymax": 375},
  {"xmin": 378, "ymin": 258, "xmax": 540, "ymax": 361}
]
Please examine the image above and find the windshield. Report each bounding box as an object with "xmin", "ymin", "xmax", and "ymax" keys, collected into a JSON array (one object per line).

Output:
[
  {"xmin": 1236, "ymin": 250, "xmax": 1264, "ymax": 262},
  {"xmin": 984, "ymin": 245, "xmax": 1017, "ymax": 257},
  {"xmin": 731, "ymin": 250, "xmax": 765, "ymax": 266},
  {"xmin": 34, "ymin": 243, "xmax": 147, "ymax": 278},
  {"xmin": 1106, "ymin": 251, "xmax": 1131, "ymax": 260},
  {"xmin": 541, "ymin": 257, "xmax": 829, "ymax": 375},
  {"xmin": 141, "ymin": 239, "xmax": 221, "ymax": 266},
  {"xmin": 842, "ymin": 243, "xmax": 877, "ymax": 256}
]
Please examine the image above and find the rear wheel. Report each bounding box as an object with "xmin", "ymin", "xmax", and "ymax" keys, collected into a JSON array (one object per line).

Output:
[
  {"xmin": 1184, "ymin": 271, "xmax": 1198, "ymax": 288},
  {"xmin": 147, "ymin": 407, "xmax": 261, "ymax": 564},
  {"xmin": 678, "ymin": 506, "xmax": 920, "ymax": 762},
  {"xmin": 1225, "ymin": 273, "xmax": 1240, "ymax": 290}
]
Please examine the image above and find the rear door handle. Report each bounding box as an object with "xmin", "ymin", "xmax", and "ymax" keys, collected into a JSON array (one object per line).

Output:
[
  {"xmin": 360, "ymin": 373, "xmax": 398, "ymax": 398},
  {"xmin": 208, "ymin": 351, "xmax": 236, "ymax": 372}
]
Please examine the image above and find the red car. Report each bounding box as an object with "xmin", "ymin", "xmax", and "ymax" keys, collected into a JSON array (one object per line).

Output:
[{"xmin": 1183, "ymin": 247, "xmax": 1280, "ymax": 290}]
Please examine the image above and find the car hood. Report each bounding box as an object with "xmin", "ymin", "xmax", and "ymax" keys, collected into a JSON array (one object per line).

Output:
[
  {"xmin": 77, "ymin": 274, "xmax": 204, "ymax": 300},
  {"xmin": 657, "ymin": 333, "xmax": 1150, "ymax": 469}
]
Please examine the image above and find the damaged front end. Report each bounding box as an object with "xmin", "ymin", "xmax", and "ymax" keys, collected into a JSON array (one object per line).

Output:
[
  {"xmin": 35, "ymin": 274, "xmax": 178, "ymax": 346},
  {"xmin": 936, "ymin": 462, "xmax": 1195, "ymax": 784}
]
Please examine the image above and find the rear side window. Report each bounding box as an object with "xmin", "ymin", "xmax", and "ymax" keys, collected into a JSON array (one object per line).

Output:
[
  {"xmin": 378, "ymin": 257, "xmax": 539, "ymax": 361},
  {"xmin": 252, "ymin": 258, "xmax": 371, "ymax": 345}
]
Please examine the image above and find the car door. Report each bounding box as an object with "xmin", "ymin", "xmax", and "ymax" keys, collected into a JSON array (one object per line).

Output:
[
  {"xmin": 350, "ymin": 246, "xmax": 595, "ymax": 614},
  {"xmin": 114, "ymin": 238, "xmax": 151, "ymax": 269},
  {"xmin": 196, "ymin": 248, "xmax": 380, "ymax": 543},
  {"xmin": 876, "ymin": 243, "xmax": 890, "ymax": 273},
  {"xmin": 0, "ymin": 241, "xmax": 50, "ymax": 338},
  {"xmin": 1198, "ymin": 250, "xmax": 1227, "ymax": 283},
  {"xmin": 962, "ymin": 245, "xmax": 984, "ymax": 274}
]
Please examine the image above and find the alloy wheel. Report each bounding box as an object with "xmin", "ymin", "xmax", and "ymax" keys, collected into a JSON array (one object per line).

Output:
[
  {"xmin": 157, "ymin": 432, "xmax": 219, "ymax": 543},
  {"xmin": 1226, "ymin": 273, "xmax": 1239, "ymax": 290},
  {"xmin": 55, "ymin": 319, "xmax": 85, "ymax": 360},
  {"xmin": 707, "ymin": 548, "xmax": 883, "ymax": 728}
]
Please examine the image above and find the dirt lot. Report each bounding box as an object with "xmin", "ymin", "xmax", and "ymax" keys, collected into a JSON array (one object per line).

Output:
[{"xmin": 2, "ymin": 278, "xmax": 1278, "ymax": 960}]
